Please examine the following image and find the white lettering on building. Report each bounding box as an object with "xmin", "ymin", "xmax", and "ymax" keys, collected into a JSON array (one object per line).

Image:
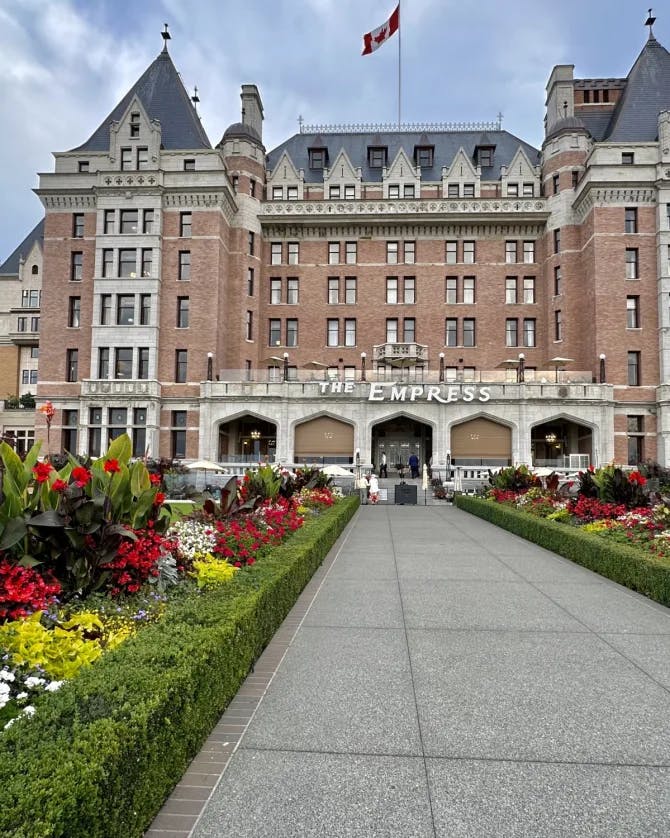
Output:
[{"xmin": 318, "ymin": 382, "xmax": 492, "ymax": 403}]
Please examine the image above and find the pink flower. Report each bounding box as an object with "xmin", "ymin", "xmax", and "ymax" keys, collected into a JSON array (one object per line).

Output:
[
  {"xmin": 72, "ymin": 466, "xmax": 92, "ymax": 487},
  {"xmin": 103, "ymin": 459, "xmax": 121, "ymax": 474},
  {"xmin": 32, "ymin": 462, "xmax": 53, "ymax": 483},
  {"xmin": 150, "ymin": 473, "xmax": 161, "ymax": 485},
  {"xmin": 52, "ymin": 479, "xmax": 68, "ymax": 492}
]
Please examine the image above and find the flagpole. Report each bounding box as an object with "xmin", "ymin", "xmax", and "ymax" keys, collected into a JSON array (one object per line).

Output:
[{"xmin": 398, "ymin": 0, "xmax": 402, "ymax": 128}]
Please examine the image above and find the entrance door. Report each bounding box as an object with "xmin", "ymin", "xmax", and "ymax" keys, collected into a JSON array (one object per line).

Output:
[{"xmin": 376, "ymin": 438, "xmax": 422, "ymax": 472}]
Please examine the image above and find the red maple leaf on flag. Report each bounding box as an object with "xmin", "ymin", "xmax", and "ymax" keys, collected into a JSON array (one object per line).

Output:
[{"xmin": 374, "ymin": 27, "xmax": 387, "ymax": 44}]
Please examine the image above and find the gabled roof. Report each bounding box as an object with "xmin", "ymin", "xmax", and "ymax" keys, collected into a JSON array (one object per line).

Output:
[
  {"xmin": 0, "ymin": 220, "xmax": 44, "ymax": 276},
  {"xmin": 70, "ymin": 47, "xmax": 211, "ymax": 152},
  {"xmin": 606, "ymin": 36, "xmax": 670, "ymax": 142}
]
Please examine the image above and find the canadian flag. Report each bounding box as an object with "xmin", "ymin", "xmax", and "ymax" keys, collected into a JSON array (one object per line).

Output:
[{"xmin": 362, "ymin": 4, "xmax": 400, "ymax": 55}]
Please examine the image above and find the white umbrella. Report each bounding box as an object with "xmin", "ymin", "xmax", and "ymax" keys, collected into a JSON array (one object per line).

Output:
[
  {"xmin": 185, "ymin": 459, "xmax": 225, "ymax": 472},
  {"xmin": 422, "ymin": 462, "xmax": 429, "ymax": 491},
  {"xmin": 321, "ymin": 464, "xmax": 355, "ymax": 478}
]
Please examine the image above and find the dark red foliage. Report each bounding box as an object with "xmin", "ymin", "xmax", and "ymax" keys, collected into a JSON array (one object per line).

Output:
[
  {"xmin": 107, "ymin": 530, "xmax": 178, "ymax": 596},
  {"xmin": 0, "ymin": 559, "xmax": 61, "ymax": 622}
]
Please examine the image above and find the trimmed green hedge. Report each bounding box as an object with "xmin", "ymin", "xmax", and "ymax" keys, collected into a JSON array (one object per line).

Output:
[
  {"xmin": 455, "ymin": 494, "xmax": 670, "ymax": 606},
  {"xmin": 0, "ymin": 497, "xmax": 359, "ymax": 838}
]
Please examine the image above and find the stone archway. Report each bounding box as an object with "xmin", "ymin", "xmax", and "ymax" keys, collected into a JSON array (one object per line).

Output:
[
  {"xmin": 450, "ymin": 417, "xmax": 512, "ymax": 466},
  {"xmin": 294, "ymin": 415, "xmax": 354, "ymax": 464},
  {"xmin": 531, "ymin": 417, "xmax": 593, "ymax": 468},
  {"xmin": 371, "ymin": 415, "xmax": 432, "ymax": 476},
  {"xmin": 217, "ymin": 414, "xmax": 277, "ymax": 462}
]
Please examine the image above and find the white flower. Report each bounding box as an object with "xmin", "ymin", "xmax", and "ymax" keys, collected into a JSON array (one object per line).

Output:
[
  {"xmin": 22, "ymin": 705, "xmax": 36, "ymax": 716},
  {"xmin": 44, "ymin": 681, "xmax": 63, "ymax": 692},
  {"xmin": 16, "ymin": 692, "xmax": 28, "ymax": 700},
  {"xmin": 0, "ymin": 670, "xmax": 15, "ymax": 682},
  {"xmin": 24, "ymin": 677, "xmax": 46, "ymax": 689}
]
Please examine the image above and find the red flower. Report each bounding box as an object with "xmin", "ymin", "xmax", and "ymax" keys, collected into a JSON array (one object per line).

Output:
[
  {"xmin": 103, "ymin": 459, "xmax": 121, "ymax": 474},
  {"xmin": 72, "ymin": 466, "xmax": 92, "ymax": 487},
  {"xmin": 153, "ymin": 492, "xmax": 166, "ymax": 506},
  {"xmin": 32, "ymin": 462, "xmax": 53, "ymax": 483},
  {"xmin": 52, "ymin": 479, "xmax": 68, "ymax": 492},
  {"xmin": 150, "ymin": 473, "xmax": 161, "ymax": 485}
]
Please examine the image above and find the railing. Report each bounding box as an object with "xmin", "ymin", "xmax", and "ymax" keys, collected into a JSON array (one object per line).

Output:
[
  {"xmin": 299, "ymin": 119, "xmax": 503, "ymax": 134},
  {"xmin": 373, "ymin": 342, "xmax": 429, "ymax": 363}
]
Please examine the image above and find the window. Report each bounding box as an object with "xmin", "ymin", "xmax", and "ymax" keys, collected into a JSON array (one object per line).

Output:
[
  {"xmin": 71, "ymin": 252, "xmax": 83, "ymax": 281},
  {"xmin": 245, "ymin": 310, "xmax": 253, "ymax": 341},
  {"xmin": 506, "ymin": 318, "xmax": 518, "ymax": 347},
  {"xmin": 286, "ymin": 319, "xmax": 298, "ymax": 347},
  {"xmin": 622, "ymin": 152, "xmax": 635, "ymax": 166},
  {"xmin": 505, "ymin": 277, "xmax": 517, "ymax": 304},
  {"xmin": 270, "ymin": 278, "xmax": 282, "ymax": 304},
  {"xmin": 21, "ymin": 290, "xmax": 40, "ymax": 307},
  {"xmin": 98, "ymin": 348, "xmax": 109, "ymax": 379},
  {"xmin": 21, "ymin": 369, "xmax": 37, "ymax": 385},
  {"xmin": 132, "ymin": 408, "xmax": 147, "ymax": 457},
  {"xmin": 328, "ymin": 242, "xmax": 340, "ymax": 265},
  {"xmin": 329, "ymin": 185, "xmax": 341, "ymax": 199},
  {"xmin": 104, "ymin": 210, "xmax": 115, "ymax": 234},
  {"xmin": 522, "ymin": 183, "xmax": 534, "ymax": 197},
  {"xmin": 627, "ymin": 416, "xmax": 644, "ymax": 465},
  {"xmin": 177, "ymin": 296, "xmax": 189, "ymax": 328},
  {"xmin": 73, "ymin": 213, "xmax": 85, "ymax": 238},
  {"xmin": 523, "ymin": 318, "xmax": 536, "ymax": 347},
  {"xmin": 345, "ymin": 277, "xmax": 356, "ymax": 304},
  {"xmin": 78, "ymin": 161, "xmax": 89, "ymax": 173},
  {"xmin": 141, "ymin": 248, "xmax": 152, "ymax": 277},
  {"xmin": 247, "ymin": 267, "xmax": 254, "ymax": 296},
  {"xmin": 572, "ymin": 170, "xmax": 579, "ymax": 189},
  {"xmin": 117, "ymin": 294, "xmax": 134, "ymax": 325},
  {"xmin": 100, "ymin": 294, "xmax": 112, "ymax": 324},
  {"xmin": 625, "ymin": 207, "xmax": 638, "ymax": 234},
  {"xmin": 328, "ymin": 278, "xmax": 339, "ymax": 304},
  {"xmin": 344, "ymin": 185, "xmax": 355, "ymax": 200},
  {"xmin": 327, "ymin": 319, "xmax": 339, "ymax": 346},
  {"xmin": 448, "ymin": 184, "xmax": 459, "ymax": 198},
  {"xmin": 30, "ymin": 316, "xmax": 39, "ymax": 333},
  {"xmin": 89, "ymin": 407, "xmax": 102, "ymax": 457},
  {"xmin": 554, "ymin": 266, "xmax": 562, "ymax": 296},
  {"xmin": 368, "ymin": 147, "xmax": 387, "ymax": 168},
  {"xmin": 463, "ymin": 241, "xmax": 475, "ymax": 264},
  {"xmin": 627, "ymin": 296, "xmax": 640, "ymax": 328},
  {"xmin": 416, "ymin": 147, "xmax": 433, "ymax": 167},
  {"xmin": 404, "ymin": 277, "xmax": 416, "ymax": 304},
  {"xmin": 143, "ymin": 209, "xmax": 154, "ymax": 234},
  {"xmin": 627, "ymin": 351, "xmax": 640, "ymax": 385},
  {"xmin": 140, "ymin": 294, "xmax": 151, "ymax": 326},
  {"xmin": 175, "ymin": 349, "xmax": 188, "ymax": 383},
  {"xmin": 463, "ymin": 277, "xmax": 475, "ymax": 304},
  {"xmin": 446, "ymin": 277, "xmax": 457, "ymax": 304},
  {"xmin": 287, "ymin": 186, "xmax": 298, "ymax": 200},
  {"xmin": 248, "ymin": 231, "xmax": 255, "ymax": 255},
  {"xmin": 505, "ymin": 241, "xmax": 517, "ymax": 263},
  {"xmin": 445, "ymin": 318, "xmax": 457, "ymax": 346},
  {"xmin": 386, "ymin": 277, "xmax": 398, "ymax": 304},
  {"xmin": 184, "ymin": 158, "xmax": 195, "ymax": 172},
  {"xmin": 389, "ymin": 185, "xmax": 400, "ymax": 199},
  {"xmin": 387, "ymin": 241, "xmax": 399, "ymax": 264},
  {"xmin": 66, "ymin": 349, "xmax": 78, "ymax": 382},
  {"xmin": 269, "ymin": 319, "xmax": 281, "ymax": 346},
  {"xmin": 404, "ymin": 241, "xmax": 415, "ymax": 264},
  {"xmin": 523, "ymin": 241, "xmax": 535, "ymax": 263},
  {"xmin": 287, "ymin": 278, "xmax": 299, "ymax": 305},
  {"xmin": 625, "ymin": 248, "xmax": 639, "ymax": 279},
  {"xmin": 403, "ymin": 184, "xmax": 415, "ymax": 199},
  {"xmin": 345, "ymin": 241, "xmax": 357, "ymax": 264},
  {"xmin": 68, "ymin": 297, "xmax": 81, "ymax": 328},
  {"xmin": 523, "ymin": 277, "xmax": 535, "ymax": 304},
  {"xmin": 403, "ymin": 317, "xmax": 415, "ymax": 343},
  {"xmin": 62, "ymin": 409, "xmax": 78, "ymax": 453},
  {"xmin": 120, "ymin": 148, "xmax": 132, "ymax": 171},
  {"xmin": 178, "ymin": 251, "xmax": 191, "ymax": 280},
  {"xmin": 171, "ymin": 411, "xmax": 187, "ymax": 459},
  {"xmin": 32, "ymin": 265, "xmax": 38, "ymax": 276},
  {"xmin": 308, "ymin": 148, "xmax": 326, "ymax": 169},
  {"xmin": 553, "ymin": 229, "xmax": 561, "ymax": 253},
  {"xmin": 273, "ymin": 186, "xmax": 283, "ymax": 200},
  {"xmin": 287, "ymin": 242, "xmax": 299, "ymax": 265},
  {"xmin": 231, "ymin": 175, "xmax": 239, "ymax": 192},
  {"xmin": 16, "ymin": 317, "xmax": 27, "ymax": 332},
  {"xmin": 30, "ymin": 346, "xmax": 39, "ymax": 359},
  {"xmin": 180, "ymin": 212, "xmax": 192, "ymax": 237},
  {"xmin": 479, "ymin": 148, "xmax": 492, "ymax": 167},
  {"xmin": 114, "ymin": 348, "xmax": 133, "ymax": 380},
  {"xmin": 445, "ymin": 241, "xmax": 457, "ymax": 264},
  {"xmin": 129, "ymin": 112, "xmax": 140, "ymax": 137},
  {"xmin": 119, "ymin": 249, "xmax": 136, "ymax": 278},
  {"xmin": 344, "ymin": 318, "xmax": 356, "ymax": 346},
  {"xmin": 555, "ymin": 309, "xmax": 563, "ymax": 341},
  {"xmin": 507, "ymin": 183, "xmax": 519, "ymax": 197},
  {"xmin": 552, "ymin": 174, "xmax": 559, "ymax": 195},
  {"xmin": 386, "ymin": 318, "xmax": 399, "ymax": 343},
  {"xmin": 136, "ymin": 147, "xmax": 149, "ymax": 169},
  {"xmin": 463, "ymin": 318, "xmax": 475, "ymax": 347},
  {"xmin": 463, "ymin": 183, "xmax": 475, "ymax": 198},
  {"xmin": 271, "ymin": 243, "xmax": 282, "ymax": 265},
  {"xmin": 120, "ymin": 209, "xmax": 138, "ymax": 234}
]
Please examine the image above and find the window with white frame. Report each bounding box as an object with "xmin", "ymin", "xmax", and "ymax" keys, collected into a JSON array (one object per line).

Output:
[{"xmin": 386, "ymin": 277, "xmax": 398, "ymax": 304}]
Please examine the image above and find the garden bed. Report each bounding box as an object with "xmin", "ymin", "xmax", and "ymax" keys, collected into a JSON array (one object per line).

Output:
[
  {"xmin": 0, "ymin": 496, "xmax": 358, "ymax": 838},
  {"xmin": 455, "ymin": 494, "xmax": 670, "ymax": 606}
]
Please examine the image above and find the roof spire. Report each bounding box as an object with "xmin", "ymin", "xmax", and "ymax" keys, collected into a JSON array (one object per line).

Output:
[
  {"xmin": 161, "ymin": 23, "xmax": 171, "ymax": 52},
  {"xmin": 645, "ymin": 8, "xmax": 656, "ymax": 39},
  {"xmin": 191, "ymin": 86, "xmax": 200, "ymax": 112}
]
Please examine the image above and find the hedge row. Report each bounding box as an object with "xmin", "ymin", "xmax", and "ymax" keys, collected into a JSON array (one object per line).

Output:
[
  {"xmin": 0, "ymin": 496, "xmax": 359, "ymax": 838},
  {"xmin": 455, "ymin": 494, "xmax": 670, "ymax": 606}
]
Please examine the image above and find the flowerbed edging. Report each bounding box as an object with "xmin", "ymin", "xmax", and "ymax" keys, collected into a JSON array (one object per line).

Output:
[
  {"xmin": 455, "ymin": 494, "xmax": 670, "ymax": 606},
  {"xmin": 0, "ymin": 496, "xmax": 359, "ymax": 838}
]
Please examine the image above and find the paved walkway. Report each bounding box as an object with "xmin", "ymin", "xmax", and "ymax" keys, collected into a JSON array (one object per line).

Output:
[{"xmin": 147, "ymin": 505, "xmax": 670, "ymax": 837}]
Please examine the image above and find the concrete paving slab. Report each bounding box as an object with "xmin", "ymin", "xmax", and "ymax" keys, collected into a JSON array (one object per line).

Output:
[
  {"xmin": 192, "ymin": 750, "xmax": 434, "ymax": 838},
  {"xmin": 241, "ymin": 626, "xmax": 422, "ymax": 755},
  {"xmin": 395, "ymin": 553, "xmax": 524, "ymax": 581},
  {"xmin": 303, "ymin": 578, "xmax": 404, "ymax": 628},
  {"xmin": 400, "ymin": 579, "xmax": 587, "ymax": 631},
  {"xmin": 427, "ymin": 758, "xmax": 670, "ymax": 838},
  {"xmin": 409, "ymin": 629, "xmax": 670, "ymax": 763},
  {"xmin": 602, "ymin": 633, "xmax": 670, "ymax": 689},
  {"xmin": 494, "ymin": 550, "xmax": 609, "ymax": 583}
]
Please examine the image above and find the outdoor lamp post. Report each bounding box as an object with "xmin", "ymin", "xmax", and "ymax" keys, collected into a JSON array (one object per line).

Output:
[
  {"xmin": 360, "ymin": 351, "xmax": 367, "ymax": 382},
  {"xmin": 250, "ymin": 429, "xmax": 261, "ymax": 460},
  {"xmin": 283, "ymin": 351, "xmax": 289, "ymax": 382},
  {"xmin": 206, "ymin": 352, "xmax": 213, "ymax": 381},
  {"xmin": 439, "ymin": 352, "xmax": 445, "ymax": 383},
  {"xmin": 517, "ymin": 352, "xmax": 525, "ymax": 383},
  {"xmin": 599, "ymin": 353, "xmax": 606, "ymax": 383}
]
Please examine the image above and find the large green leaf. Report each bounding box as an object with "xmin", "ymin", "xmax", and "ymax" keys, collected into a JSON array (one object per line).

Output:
[
  {"xmin": 21, "ymin": 441, "xmax": 42, "ymax": 475},
  {"xmin": 0, "ymin": 441, "xmax": 25, "ymax": 492},
  {"xmin": 130, "ymin": 461, "xmax": 150, "ymax": 498},
  {"xmin": 105, "ymin": 433, "xmax": 132, "ymax": 466},
  {"xmin": 0, "ymin": 516, "xmax": 27, "ymax": 551},
  {"xmin": 28, "ymin": 509, "xmax": 65, "ymax": 528}
]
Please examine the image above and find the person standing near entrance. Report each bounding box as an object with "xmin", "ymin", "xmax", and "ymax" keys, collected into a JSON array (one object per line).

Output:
[
  {"xmin": 368, "ymin": 472, "xmax": 380, "ymax": 504},
  {"xmin": 409, "ymin": 452, "xmax": 419, "ymax": 479},
  {"xmin": 379, "ymin": 452, "xmax": 388, "ymax": 478}
]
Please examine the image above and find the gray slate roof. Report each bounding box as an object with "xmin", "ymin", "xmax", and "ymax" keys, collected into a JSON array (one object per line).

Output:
[
  {"xmin": 267, "ymin": 130, "xmax": 540, "ymax": 183},
  {"xmin": 579, "ymin": 111, "xmax": 613, "ymax": 141},
  {"xmin": 0, "ymin": 219, "xmax": 44, "ymax": 276},
  {"xmin": 71, "ymin": 47, "xmax": 211, "ymax": 152},
  {"xmin": 606, "ymin": 36, "xmax": 670, "ymax": 142}
]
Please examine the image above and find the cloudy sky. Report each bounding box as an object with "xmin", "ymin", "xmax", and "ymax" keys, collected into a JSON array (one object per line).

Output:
[{"xmin": 0, "ymin": 0, "xmax": 664, "ymax": 261}]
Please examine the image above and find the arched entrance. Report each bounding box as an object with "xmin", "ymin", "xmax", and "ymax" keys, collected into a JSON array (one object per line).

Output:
[
  {"xmin": 294, "ymin": 416, "xmax": 354, "ymax": 464},
  {"xmin": 531, "ymin": 418, "xmax": 593, "ymax": 468},
  {"xmin": 372, "ymin": 416, "xmax": 432, "ymax": 475},
  {"xmin": 218, "ymin": 415, "xmax": 277, "ymax": 462},
  {"xmin": 450, "ymin": 417, "xmax": 511, "ymax": 466}
]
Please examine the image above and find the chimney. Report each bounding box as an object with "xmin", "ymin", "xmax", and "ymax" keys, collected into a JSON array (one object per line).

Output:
[{"xmin": 241, "ymin": 84, "xmax": 264, "ymax": 143}]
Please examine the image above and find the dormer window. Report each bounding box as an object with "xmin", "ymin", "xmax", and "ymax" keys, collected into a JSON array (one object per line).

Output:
[
  {"xmin": 78, "ymin": 160, "xmax": 89, "ymax": 172},
  {"xmin": 287, "ymin": 186, "xmax": 298, "ymax": 200},
  {"xmin": 388, "ymin": 184, "xmax": 400, "ymax": 199},
  {"xmin": 368, "ymin": 146, "xmax": 387, "ymax": 168},
  {"xmin": 309, "ymin": 148, "xmax": 327, "ymax": 169},
  {"xmin": 329, "ymin": 185, "xmax": 341, "ymax": 199},
  {"xmin": 415, "ymin": 146, "xmax": 434, "ymax": 167},
  {"xmin": 183, "ymin": 159, "xmax": 196, "ymax": 171},
  {"xmin": 130, "ymin": 112, "xmax": 140, "ymax": 137},
  {"xmin": 272, "ymin": 186, "xmax": 283, "ymax": 200},
  {"xmin": 478, "ymin": 147, "xmax": 493, "ymax": 167}
]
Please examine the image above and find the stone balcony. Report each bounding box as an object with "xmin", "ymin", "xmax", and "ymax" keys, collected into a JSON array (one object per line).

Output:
[
  {"xmin": 373, "ymin": 342, "xmax": 428, "ymax": 366},
  {"xmin": 81, "ymin": 379, "xmax": 162, "ymax": 398}
]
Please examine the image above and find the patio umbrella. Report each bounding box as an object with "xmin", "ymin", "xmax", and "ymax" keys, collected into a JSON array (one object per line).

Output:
[
  {"xmin": 185, "ymin": 459, "xmax": 225, "ymax": 472},
  {"xmin": 321, "ymin": 464, "xmax": 355, "ymax": 478},
  {"xmin": 547, "ymin": 357, "xmax": 574, "ymax": 383},
  {"xmin": 422, "ymin": 463, "xmax": 429, "ymax": 492}
]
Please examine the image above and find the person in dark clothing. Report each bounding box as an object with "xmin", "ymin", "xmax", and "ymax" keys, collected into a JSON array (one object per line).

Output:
[{"xmin": 408, "ymin": 453, "xmax": 419, "ymax": 478}]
